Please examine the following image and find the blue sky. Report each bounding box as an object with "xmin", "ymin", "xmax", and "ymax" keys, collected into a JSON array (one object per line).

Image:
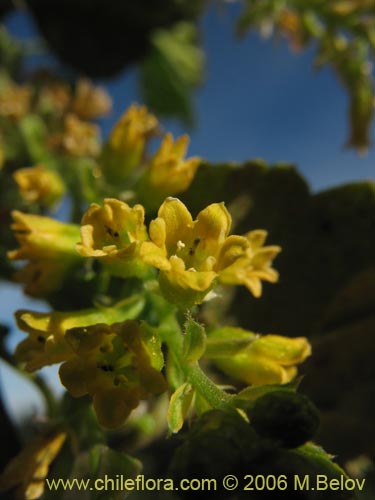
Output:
[{"xmin": 1, "ymin": 3, "xmax": 374, "ymax": 421}]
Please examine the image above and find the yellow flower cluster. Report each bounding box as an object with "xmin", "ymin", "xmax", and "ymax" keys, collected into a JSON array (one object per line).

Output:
[
  {"xmin": 15, "ymin": 302, "xmax": 164, "ymax": 428},
  {"xmin": 75, "ymin": 197, "xmax": 280, "ymax": 307},
  {"xmin": 100, "ymin": 104, "xmax": 200, "ymax": 203},
  {"xmin": 8, "ymin": 196, "xmax": 280, "ymax": 306},
  {"xmin": 14, "ymin": 305, "xmax": 133, "ymax": 372},
  {"xmin": 59, "ymin": 320, "xmax": 166, "ymax": 428}
]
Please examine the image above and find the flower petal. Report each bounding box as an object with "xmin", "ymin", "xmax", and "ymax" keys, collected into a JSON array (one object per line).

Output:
[
  {"xmin": 93, "ymin": 387, "xmax": 140, "ymax": 428},
  {"xmin": 139, "ymin": 241, "xmax": 170, "ymax": 271},
  {"xmin": 251, "ymin": 335, "xmax": 312, "ymax": 366},
  {"xmin": 194, "ymin": 202, "xmax": 231, "ymax": 246},
  {"xmin": 157, "ymin": 198, "xmax": 193, "ymax": 254},
  {"xmin": 216, "ymin": 235, "xmax": 249, "ymax": 270},
  {"xmin": 59, "ymin": 358, "xmax": 87, "ymax": 397}
]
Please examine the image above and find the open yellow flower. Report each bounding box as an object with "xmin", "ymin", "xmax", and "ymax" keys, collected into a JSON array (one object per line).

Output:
[
  {"xmin": 13, "ymin": 165, "xmax": 65, "ymax": 206},
  {"xmin": 59, "ymin": 320, "xmax": 166, "ymax": 428},
  {"xmin": 140, "ymin": 197, "xmax": 232, "ymax": 306},
  {"xmin": 207, "ymin": 327, "xmax": 311, "ymax": 386},
  {"xmin": 138, "ymin": 133, "xmax": 200, "ymax": 209},
  {"xmin": 101, "ymin": 104, "xmax": 158, "ymax": 183},
  {"xmin": 8, "ymin": 211, "xmax": 82, "ymax": 297},
  {"xmin": 141, "ymin": 198, "xmax": 281, "ymax": 306},
  {"xmin": 15, "ymin": 308, "xmax": 85, "ymax": 372},
  {"xmin": 15, "ymin": 302, "xmax": 138, "ymax": 372},
  {"xmin": 217, "ymin": 230, "xmax": 281, "ymax": 298},
  {"xmin": 76, "ymin": 198, "xmax": 149, "ymax": 278}
]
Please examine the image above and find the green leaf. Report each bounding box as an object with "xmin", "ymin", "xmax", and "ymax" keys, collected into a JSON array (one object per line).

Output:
[
  {"xmin": 183, "ymin": 316, "xmax": 206, "ymax": 363},
  {"xmin": 167, "ymin": 382, "xmax": 194, "ymax": 433},
  {"xmin": 139, "ymin": 22, "xmax": 204, "ymax": 124}
]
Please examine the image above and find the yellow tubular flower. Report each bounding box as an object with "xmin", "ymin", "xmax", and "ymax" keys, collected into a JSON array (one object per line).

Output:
[
  {"xmin": 13, "ymin": 165, "xmax": 65, "ymax": 206},
  {"xmin": 71, "ymin": 78, "xmax": 112, "ymax": 119},
  {"xmin": 59, "ymin": 320, "xmax": 166, "ymax": 428},
  {"xmin": 207, "ymin": 327, "xmax": 311, "ymax": 386},
  {"xmin": 101, "ymin": 104, "xmax": 159, "ymax": 183},
  {"xmin": 217, "ymin": 230, "xmax": 281, "ymax": 298},
  {"xmin": 7, "ymin": 211, "xmax": 82, "ymax": 297},
  {"xmin": 138, "ymin": 133, "xmax": 200, "ymax": 210},
  {"xmin": 76, "ymin": 198, "xmax": 149, "ymax": 278},
  {"xmin": 140, "ymin": 197, "xmax": 233, "ymax": 307},
  {"xmin": 15, "ymin": 305, "xmax": 127, "ymax": 371}
]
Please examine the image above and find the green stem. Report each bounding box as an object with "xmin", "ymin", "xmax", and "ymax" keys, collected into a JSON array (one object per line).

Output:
[
  {"xmin": 160, "ymin": 314, "xmax": 231, "ymax": 410},
  {"xmin": 186, "ymin": 363, "xmax": 231, "ymax": 409}
]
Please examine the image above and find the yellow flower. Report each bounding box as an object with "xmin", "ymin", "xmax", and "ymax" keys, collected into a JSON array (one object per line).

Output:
[
  {"xmin": 0, "ymin": 428, "xmax": 66, "ymax": 500},
  {"xmin": 141, "ymin": 198, "xmax": 280, "ymax": 306},
  {"xmin": 138, "ymin": 133, "xmax": 200, "ymax": 209},
  {"xmin": 140, "ymin": 197, "xmax": 233, "ymax": 306},
  {"xmin": 15, "ymin": 296, "xmax": 144, "ymax": 371},
  {"xmin": 7, "ymin": 211, "xmax": 81, "ymax": 297},
  {"xmin": 71, "ymin": 78, "xmax": 112, "ymax": 119},
  {"xmin": 207, "ymin": 327, "xmax": 311, "ymax": 386},
  {"xmin": 76, "ymin": 198, "xmax": 149, "ymax": 278},
  {"xmin": 217, "ymin": 230, "xmax": 281, "ymax": 297},
  {"xmin": 0, "ymin": 82, "xmax": 31, "ymax": 119},
  {"xmin": 59, "ymin": 320, "xmax": 166, "ymax": 428},
  {"xmin": 36, "ymin": 81, "xmax": 71, "ymax": 116},
  {"xmin": 13, "ymin": 165, "xmax": 65, "ymax": 206},
  {"xmin": 101, "ymin": 104, "xmax": 158, "ymax": 183},
  {"xmin": 15, "ymin": 309, "xmax": 106, "ymax": 372},
  {"xmin": 49, "ymin": 113, "xmax": 100, "ymax": 157}
]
